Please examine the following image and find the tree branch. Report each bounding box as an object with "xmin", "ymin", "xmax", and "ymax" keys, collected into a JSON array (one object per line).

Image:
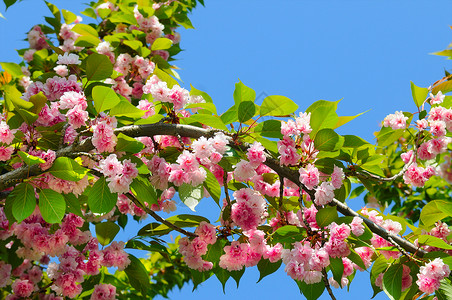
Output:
[{"xmin": 0, "ymin": 122, "xmax": 426, "ymax": 257}]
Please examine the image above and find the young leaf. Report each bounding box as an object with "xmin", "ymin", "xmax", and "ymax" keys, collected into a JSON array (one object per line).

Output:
[
  {"xmin": 109, "ymin": 99, "xmax": 145, "ymax": 118},
  {"xmin": 116, "ymin": 133, "xmax": 145, "ymax": 153},
  {"xmin": 92, "ymin": 85, "xmax": 120, "ymax": 114},
  {"xmin": 184, "ymin": 114, "xmax": 228, "ymax": 131},
  {"xmin": 17, "ymin": 151, "xmax": 45, "ymax": 166},
  {"xmin": 420, "ymin": 200, "xmax": 448, "ymax": 227},
  {"xmin": 260, "ymin": 95, "xmax": 298, "ymax": 117},
  {"xmin": 9, "ymin": 183, "xmax": 36, "ymax": 223},
  {"xmin": 410, "ymin": 81, "xmax": 429, "ymax": 108},
  {"xmin": 313, "ymin": 128, "xmax": 343, "ymax": 151},
  {"xmin": 38, "ymin": 189, "xmax": 66, "ymax": 223},
  {"xmin": 417, "ymin": 235, "xmax": 452, "ymax": 250},
  {"xmin": 88, "ymin": 177, "xmax": 118, "ymax": 214},
  {"xmin": 95, "ymin": 221, "xmax": 120, "ymax": 246},
  {"xmin": 85, "ymin": 53, "xmax": 113, "ymax": 81},
  {"xmin": 233, "ymin": 80, "xmax": 255, "ymax": 106},
  {"xmin": 151, "ymin": 37, "xmax": 173, "ymax": 50},
  {"xmin": 72, "ymin": 23, "xmax": 98, "ymax": 37},
  {"xmin": 49, "ymin": 157, "xmax": 88, "ymax": 181},
  {"xmin": 306, "ymin": 100, "xmax": 339, "ymax": 135}
]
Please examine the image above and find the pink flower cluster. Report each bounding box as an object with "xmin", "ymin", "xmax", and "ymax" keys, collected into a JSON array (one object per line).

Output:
[
  {"xmin": 324, "ymin": 222, "xmax": 351, "ymax": 258},
  {"xmin": 230, "ymin": 188, "xmax": 268, "ymax": 231},
  {"xmin": 418, "ymin": 137, "xmax": 449, "ymax": 161},
  {"xmin": 416, "ymin": 258, "xmax": 450, "ymax": 294},
  {"xmin": 90, "ymin": 284, "xmax": 116, "ymax": 300},
  {"xmin": 179, "ymin": 222, "xmax": 217, "ymax": 271},
  {"xmin": 99, "ymin": 154, "xmax": 138, "ymax": 194},
  {"xmin": 403, "ymin": 164, "xmax": 435, "ymax": 187},
  {"xmin": 142, "ymin": 75, "xmax": 193, "ymax": 110},
  {"xmin": 0, "ymin": 121, "xmax": 16, "ymax": 161},
  {"xmin": 382, "ymin": 111, "xmax": 408, "ymax": 130},
  {"xmin": 219, "ymin": 230, "xmax": 282, "ymax": 271},
  {"xmin": 92, "ymin": 120, "xmax": 117, "ymax": 153}
]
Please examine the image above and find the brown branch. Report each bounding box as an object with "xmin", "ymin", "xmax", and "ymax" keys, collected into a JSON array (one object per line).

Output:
[
  {"xmin": 0, "ymin": 122, "xmax": 426, "ymax": 257},
  {"xmin": 322, "ymin": 269, "xmax": 337, "ymax": 300},
  {"xmin": 127, "ymin": 193, "xmax": 197, "ymax": 238}
]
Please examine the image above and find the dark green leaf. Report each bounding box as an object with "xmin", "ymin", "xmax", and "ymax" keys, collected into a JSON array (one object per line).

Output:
[
  {"xmin": 116, "ymin": 133, "xmax": 145, "ymax": 153},
  {"xmin": 202, "ymin": 166, "xmax": 221, "ymax": 206},
  {"xmin": 297, "ymin": 280, "xmax": 325, "ymax": 300},
  {"xmin": 124, "ymin": 255, "xmax": 151, "ymax": 295},
  {"xmin": 64, "ymin": 193, "xmax": 83, "ymax": 217},
  {"xmin": 88, "ymin": 177, "xmax": 117, "ymax": 214},
  {"xmin": 383, "ymin": 264, "xmax": 404, "ymax": 300},
  {"xmin": 238, "ymin": 101, "xmax": 256, "ymax": 123},
  {"xmin": 330, "ymin": 257, "xmax": 344, "ymax": 287},
  {"xmin": 95, "ymin": 221, "xmax": 120, "ymax": 246},
  {"xmin": 254, "ymin": 120, "xmax": 283, "ymax": 138},
  {"xmin": 9, "ymin": 183, "xmax": 36, "ymax": 223},
  {"xmin": 257, "ymin": 259, "xmax": 282, "ymax": 283},
  {"xmin": 85, "ymin": 53, "xmax": 113, "ymax": 81},
  {"xmin": 316, "ymin": 206, "xmax": 338, "ymax": 228},
  {"xmin": 272, "ymin": 225, "xmax": 306, "ymax": 246}
]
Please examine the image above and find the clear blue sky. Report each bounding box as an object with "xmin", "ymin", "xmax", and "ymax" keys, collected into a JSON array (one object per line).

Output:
[{"xmin": 1, "ymin": 1, "xmax": 452, "ymax": 299}]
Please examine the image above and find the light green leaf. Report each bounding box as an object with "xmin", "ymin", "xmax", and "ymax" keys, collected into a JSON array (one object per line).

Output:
[
  {"xmin": 417, "ymin": 235, "xmax": 452, "ymax": 250},
  {"xmin": 233, "ymin": 80, "xmax": 255, "ymax": 106},
  {"xmin": 313, "ymin": 128, "xmax": 343, "ymax": 151},
  {"xmin": 179, "ymin": 184, "xmax": 204, "ymax": 211},
  {"xmin": 151, "ymin": 37, "xmax": 173, "ymax": 50},
  {"xmin": 306, "ymin": 99, "xmax": 340, "ymax": 136},
  {"xmin": 184, "ymin": 114, "xmax": 227, "ymax": 131},
  {"xmin": 254, "ymin": 120, "xmax": 282, "ymax": 138},
  {"xmin": 123, "ymin": 40, "xmax": 142, "ymax": 51},
  {"xmin": 202, "ymin": 166, "xmax": 221, "ymax": 206},
  {"xmin": 72, "ymin": 23, "xmax": 98, "ymax": 37},
  {"xmin": 9, "ymin": 183, "xmax": 36, "ymax": 223},
  {"xmin": 383, "ymin": 263, "xmax": 404, "ymax": 300},
  {"xmin": 92, "ymin": 86, "xmax": 120, "ymax": 114},
  {"xmin": 95, "ymin": 221, "xmax": 120, "ymax": 246},
  {"xmin": 85, "ymin": 53, "xmax": 113, "ymax": 81},
  {"xmin": 38, "ymin": 189, "xmax": 66, "ymax": 223},
  {"xmin": 220, "ymin": 106, "xmax": 238, "ymax": 125},
  {"xmin": 420, "ymin": 200, "xmax": 448, "ymax": 227},
  {"xmin": 343, "ymin": 135, "xmax": 371, "ymax": 148},
  {"xmin": 260, "ymin": 95, "xmax": 298, "ymax": 117},
  {"xmin": 130, "ymin": 176, "xmax": 158, "ymax": 205},
  {"xmin": 411, "ymin": 81, "xmax": 429, "ymax": 108},
  {"xmin": 62, "ymin": 9, "xmax": 77, "ymax": 24},
  {"xmin": 29, "ymin": 92, "xmax": 47, "ymax": 114},
  {"xmin": 377, "ymin": 127, "xmax": 405, "ymax": 147},
  {"xmin": 190, "ymin": 84, "xmax": 213, "ymax": 103},
  {"xmin": 334, "ymin": 110, "xmax": 369, "ymax": 128},
  {"xmin": 0, "ymin": 62, "xmax": 22, "ymax": 77},
  {"xmin": 74, "ymin": 35, "xmax": 100, "ymax": 47},
  {"xmin": 49, "ymin": 157, "xmax": 88, "ymax": 182},
  {"xmin": 116, "ymin": 133, "xmax": 145, "ymax": 153},
  {"xmin": 165, "ymin": 214, "xmax": 210, "ymax": 228},
  {"xmin": 88, "ymin": 177, "xmax": 118, "ymax": 214},
  {"xmin": 110, "ymin": 99, "xmax": 145, "ymax": 118},
  {"xmin": 17, "ymin": 151, "xmax": 45, "ymax": 166},
  {"xmin": 272, "ymin": 225, "xmax": 306, "ymax": 246}
]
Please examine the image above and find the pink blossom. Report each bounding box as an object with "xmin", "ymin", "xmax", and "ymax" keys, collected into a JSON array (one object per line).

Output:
[
  {"xmin": 330, "ymin": 222, "xmax": 351, "ymax": 240},
  {"xmin": 430, "ymin": 91, "xmax": 445, "ymax": 105},
  {"xmin": 429, "ymin": 120, "xmax": 446, "ymax": 137},
  {"xmin": 299, "ymin": 164, "xmax": 320, "ymax": 190},
  {"xmin": 195, "ymin": 221, "xmax": 217, "ymax": 245},
  {"xmin": 90, "ymin": 284, "xmax": 116, "ymax": 300},
  {"xmin": 331, "ymin": 165, "xmax": 344, "ymax": 189},
  {"xmin": 107, "ymin": 175, "xmax": 132, "ymax": 194},
  {"xmin": 314, "ymin": 182, "xmax": 335, "ymax": 206},
  {"xmin": 383, "ymin": 111, "xmax": 408, "ymax": 130},
  {"xmin": 66, "ymin": 105, "xmax": 88, "ymax": 129},
  {"xmin": 247, "ymin": 142, "xmax": 266, "ymax": 167},
  {"xmin": 0, "ymin": 121, "xmax": 15, "ymax": 144},
  {"xmin": 0, "ymin": 146, "xmax": 14, "ymax": 161},
  {"xmin": 59, "ymin": 91, "xmax": 87, "ymax": 110},
  {"xmin": 57, "ymin": 53, "xmax": 81, "ymax": 65},
  {"xmin": 400, "ymin": 150, "xmax": 413, "ymax": 164},
  {"xmin": 192, "ymin": 136, "xmax": 214, "ymax": 159},
  {"xmin": 219, "ymin": 241, "xmax": 248, "ymax": 271},
  {"xmin": 54, "ymin": 65, "xmax": 69, "ymax": 77},
  {"xmin": 92, "ymin": 121, "xmax": 117, "ymax": 153},
  {"xmin": 416, "ymin": 119, "xmax": 428, "ymax": 131},
  {"xmin": 99, "ymin": 154, "xmax": 123, "ymax": 177},
  {"xmin": 263, "ymin": 243, "xmax": 283, "ymax": 263},
  {"xmin": 350, "ymin": 217, "xmax": 365, "ymax": 236},
  {"xmin": 0, "ymin": 262, "xmax": 12, "ymax": 288},
  {"xmin": 12, "ymin": 279, "xmax": 34, "ymax": 297},
  {"xmin": 234, "ymin": 160, "xmax": 257, "ymax": 181}
]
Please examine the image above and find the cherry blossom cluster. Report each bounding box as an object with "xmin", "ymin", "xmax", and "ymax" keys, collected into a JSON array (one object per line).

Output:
[
  {"xmin": 0, "ymin": 120, "xmax": 16, "ymax": 161},
  {"xmin": 416, "ymin": 258, "xmax": 451, "ymax": 294},
  {"xmin": 99, "ymin": 154, "xmax": 139, "ymax": 194}
]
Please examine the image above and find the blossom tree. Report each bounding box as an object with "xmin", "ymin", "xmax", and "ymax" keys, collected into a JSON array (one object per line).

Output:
[{"xmin": 1, "ymin": 0, "xmax": 452, "ymax": 299}]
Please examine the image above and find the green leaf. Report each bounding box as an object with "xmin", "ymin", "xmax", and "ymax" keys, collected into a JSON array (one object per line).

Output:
[
  {"xmin": 315, "ymin": 206, "xmax": 338, "ymax": 228},
  {"xmin": 411, "ymin": 81, "xmax": 429, "ymax": 108},
  {"xmin": 377, "ymin": 127, "xmax": 405, "ymax": 147},
  {"xmin": 29, "ymin": 92, "xmax": 47, "ymax": 114},
  {"xmin": 184, "ymin": 114, "xmax": 227, "ymax": 131},
  {"xmin": 272, "ymin": 225, "xmax": 306, "ymax": 246},
  {"xmin": 92, "ymin": 86, "xmax": 120, "ymax": 114},
  {"xmin": 330, "ymin": 257, "xmax": 344, "ymax": 287},
  {"xmin": 179, "ymin": 184, "xmax": 203, "ymax": 211},
  {"xmin": 72, "ymin": 23, "xmax": 98, "ymax": 37},
  {"xmin": 420, "ymin": 200, "xmax": 448, "ymax": 227},
  {"xmin": 38, "ymin": 189, "xmax": 66, "ymax": 223},
  {"xmin": 220, "ymin": 106, "xmax": 238, "ymax": 125},
  {"xmin": 137, "ymin": 222, "xmax": 172, "ymax": 236},
  {"xmin": 334, "ymin": 110, "xmax": 369, "ymax": 129},
  {"xmin": 370, "ymin": 255, "xmax": 389, "ymax": 297},
  {"xmin": 306, "ymin": 100, "xmax": 340, "ymax": 136},
  {"xmin": 95, "ymin": 221, "xmax": 120, "ymax": 246},
  {"xmin": 110, "ymin": 99, "xmax": 145, "ymax": 118},
  {"xmin": 214, "ymin": 267, "xmax": 230, "ymax": 292},
  {"xmin": 0, "ymin": 62, "xmax": 22, "ymax": 77},
  {"xmin": 49, "ymin": 157, "xmax": 88, "ymax": 182},
  {"xmin": 152, "ymin": 66, "xmax": 178, "ymax": 88},
  {"xmin": 260, "ymin": 95, "xmax": 298, "ymax": 117},
  {"xmin": 254, "ymin": 120, "xmax": 282, "ymax": 138},
  {"xmin": 417, "ymin": 235, "xmax": 452, "ymax": 250},
  {"xmin": 124, "ymin": 255, "xmax": 151, "ymax": 295},
  {"xmin": 238, "ymin": 101, "xmax": 256, "ymax": 123},
  {"xmin": 9, "ymin": 183, "xmax": 36, "ymax": 223},
  {"xmin": 97, "ymin": 8, "xmax": 111, "ymax": 19},
  {"xmin": 313, "ymin": 128, "xmax": 343, "ymax": 151},
  {"xmin": 348, "ymin": 249, "xmax": 366, "ymax": 270},
  {"xmin": 109, "ymin": 12, "xmax": 137, "ymax": 25},
  {"xmin": 343, "ymin": 135, "xmax": 371, "ymax": 148},
  {"xmin": 297, "ymin": 280, "xmax": 325, "ymax": 300},
  {"xmin": 130, "ymin": 176, "xmax": 158, "ymax": 205},
  {"xmin": 62, "ymin": 9, "xmax": 77, "ymax": 24},
  {"xmin": 85, "ymin": 53, "xmax": 113, "ymax": 81},
  {"xmin": 435, "ymin": 200, "xmax": 452, "ymax": 217},
  {"xmin": 64, "ymin": 193, "xmax": 83, "ymax": 217},
  {"xmin": 165, "ymin": 214, "xmax": 210, "ymax": 228},
  {"xmin": 17, "ymin": 151, "xmax": 45, "ymax": 165},
  {"xmin": 116, "ymin": 133, "xmax": 145, "ymax": 153},
  {"xmin": 432, "ymin": 80, "xmax": 452, "ymax": 95},
  {"xmin": 190, "ymin": 84, "xmax": 213, "ymax": 103},
  {"xmin": 88, "ymin": 177, "xmax": 118, "ymax": 214},
  {"xmin": 202, "ymin": 166, "xmax": 221, "ymax": 206},
  {"xmin": 230, "ymin": 267, "xmax": 245, "ymax": 288},
  {"xmin": 151, "ymin": 37, "xmax": 173, "ymax": 50},
  {"xmin": 74, "ymin": 35, "xmax": 100, "ymax": 47},
  {"xmin": 257, "ymin": 259, "xmax": 282, "ymax": 283},
  {"xmin": 123, "ymin": 40, "xmax": 142, "ymax": 51},
  {"xmin": 383, "ymin": 263, "xmax": 404, "ymax": 300},
  {"xmin": 233, "ymin": 80, "xmax": 255, "ymax": 106}
]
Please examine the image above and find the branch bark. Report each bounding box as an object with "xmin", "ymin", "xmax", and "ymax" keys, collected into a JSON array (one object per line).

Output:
[{"xmin": 0, "ymin": 122, "xmax": 426, "ymax": 257}]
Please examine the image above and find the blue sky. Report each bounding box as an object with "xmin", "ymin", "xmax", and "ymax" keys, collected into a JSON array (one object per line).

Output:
[{"xmin": 1, "ymin": 0, "xmax": 452, "ymax": 299}]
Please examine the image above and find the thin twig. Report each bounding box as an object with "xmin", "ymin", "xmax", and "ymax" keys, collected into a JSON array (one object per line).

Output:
[
  {"xmin": 322, "ymin": 269, "xmax": 337, "ymax": 300},
  {"xmin": 127, "ymin": 194, "xmax": 197, "ymax": 238}
]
